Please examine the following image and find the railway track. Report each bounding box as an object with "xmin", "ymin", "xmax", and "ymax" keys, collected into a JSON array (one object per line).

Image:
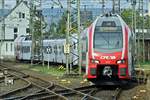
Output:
[
  {"xmin": 19, "ymin": 85, "xmax": 100, "ymax": 100},
  {"xmin": 92, "ymin": 86, "xmax": 122, "ymax": 100},
  {"xmin": 0, "ymin": 63, "xmax": 66, "ymax": 100},
  {"xmin": 0, "ymin": 62, "xmax": 125, "ymax": 100},
  {"xmin": 0, "ymin": 63, "xmax": 100, "ymax": 100}
]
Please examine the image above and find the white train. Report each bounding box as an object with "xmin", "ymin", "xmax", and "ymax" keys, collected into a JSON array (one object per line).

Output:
[{"xmin": 14, "ymin": 34, "xmax": 78, "ymax": 65}]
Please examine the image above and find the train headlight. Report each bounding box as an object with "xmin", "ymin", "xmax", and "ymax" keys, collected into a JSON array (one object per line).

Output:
[
  {"xmin": 91, "ymin": 59, "xmax": 100, "ymax": 64},
  {"xmin": 117, "ymin": 59, "xmax": 125, "ymax": 64}
]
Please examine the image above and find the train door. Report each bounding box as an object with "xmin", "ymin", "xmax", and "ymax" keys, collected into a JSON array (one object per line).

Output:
[
  {"xmin": 54, "ymin": 40, "xmax": 58, "ymax": 63},
  {"xmin": 62, "ymin": 40, "xmax": 66, "ymax": 64},
  {"xmin": 43, "ymin": 40, "xmax": 47, "ymax": 61},
  {"xmin": 56, "ymin": 40, "xmax": 63, "ymax": 63},
  {"xmin": 48, "ymin": 42, "xmax": 53, "ymax": 62},
  {"xmin": 50, "ymin": 40, "xmax": 55, "ymax": 63},
  {"xmin": 20, "ymin": 37, "xmax": 26, "ymax": 60}
]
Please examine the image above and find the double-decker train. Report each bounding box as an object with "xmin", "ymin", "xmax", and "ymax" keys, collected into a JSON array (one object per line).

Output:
[
  {"xmin": 82, "ymin": 14, "xmax": 135, "ymax": 85},
  {"xmin": 15, "ymin": 14, "xmax": 135, "ymax": 85}
]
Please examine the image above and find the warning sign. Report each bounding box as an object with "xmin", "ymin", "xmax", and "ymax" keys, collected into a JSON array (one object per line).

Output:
[{"xmin": 64, "ymin": 43, "xmax": 70, "ymax": 54}]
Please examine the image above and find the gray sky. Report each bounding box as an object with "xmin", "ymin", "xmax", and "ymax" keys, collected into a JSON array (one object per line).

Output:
[
  {"xmin": 3, "ymin": 0, "xmax": 149, "ymax": 10},
  {"xmin": 3, "ymin": 0, "xmax": 130, "ymax": 8}
]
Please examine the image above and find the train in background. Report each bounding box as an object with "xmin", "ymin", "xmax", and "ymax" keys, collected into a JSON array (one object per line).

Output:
[
  {"xmin": 14, "ymin": 35, "xmax": 78, "ymax": 65},
  {"xmin": 14, "ymin": 14, "xmax": 136, "ymax": 85},
  {"xmin": 81, "ymin": 14, "xmax": 136, "ymax": 85}
]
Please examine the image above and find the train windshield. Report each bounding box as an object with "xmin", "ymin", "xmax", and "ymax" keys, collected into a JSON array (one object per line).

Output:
[{"xmin": 94, "ymin": 26, "xmax": 123, "ymax": 52}]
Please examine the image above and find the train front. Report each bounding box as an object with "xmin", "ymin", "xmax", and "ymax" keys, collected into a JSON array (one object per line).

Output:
[{"xmin": 87, "ymin": 15, "xmax": 131, "ymax": 85}]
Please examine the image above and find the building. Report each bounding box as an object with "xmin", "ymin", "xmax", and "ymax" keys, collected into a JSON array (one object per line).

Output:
[
  {"xmin": 0, "ymin": 0, "xmax": 30, "ymax": 60},
  {"xmin": 136, "ymin": 29, "xmax": 150, "ymax": 61}
]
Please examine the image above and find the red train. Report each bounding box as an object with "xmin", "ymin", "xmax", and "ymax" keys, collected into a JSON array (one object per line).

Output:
[{"xmin": 81, "ymin": 14, "xmax": 136, "ymax": 85}]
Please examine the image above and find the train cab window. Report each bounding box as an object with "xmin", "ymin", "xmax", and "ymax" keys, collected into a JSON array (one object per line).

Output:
[
  {"xmin": 22, "ymin": 46, "xmax": 30, "ymax": 53},
  {"xmin": 94, "ymin": 20, "xmax": 122, "ymax": 52}
]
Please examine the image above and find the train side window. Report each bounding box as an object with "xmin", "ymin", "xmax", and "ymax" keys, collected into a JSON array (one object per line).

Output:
[
  {"xmin": 59, "ymin": 45, "xmax": 62, "ymax": 54},
  {"xmin": 53, "ymin": 46, "xmax": 54, "ymax": 53},
  {"xmin": 23, "ymin": 46, "xmax": 30, "ymax": 53},
  {"xmin": 73, "ymin": 42, "xmax": 76, "ymax": 49},
  {"xmin": 22, "ymin": 47, "xmax": 24, "ymax": 53},
  {"xmin": 11, "ymin": 43, "xmax": 13, "ymax": 51},
  {"xmin": 62, "ymin": 45, "xmax": 64, "ymax": 54},
  {"xmin": 44, "ymin": 46, "xmax": 47, "ymax": 53},
  {"xmin": 27, "ymin": 46, "xmax": 30, "ymax": 53},
  {"xmin": 55, "ymin": 45, "xmax": 58, "ymax": 55},
  {"xmin": 53, "ymin": 45, "xmax": 58, "ymax": 55},
  {"xmin": 6, "ymin": 43, "xmax": 8, "ymax": 52},
  {"xmin": 22, "ymin": 46, "xmax": 25, "ymax": 53}
]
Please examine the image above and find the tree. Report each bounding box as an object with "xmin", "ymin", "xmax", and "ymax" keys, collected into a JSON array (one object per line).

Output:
[
  {"xmin": 57, "ymin": 12, "xmax": 67, "ymax": 36},
  {"xmin": 121, "ymin": 8, "xmax": 149, "ymax": 29},
  {"xmin": 49, "ymin": 22, "xmax": 57, "ymax": 35},
  {"xmin": 144, "ymin": 15, "xmax": 150, "ymax": 29},
  {"xmin": 121, "ymin": 9, "xmax": 133, "ymax": 27},
  {"xmin": 33, "ymin": 19, "xmax": 41, "ymax": 40}
]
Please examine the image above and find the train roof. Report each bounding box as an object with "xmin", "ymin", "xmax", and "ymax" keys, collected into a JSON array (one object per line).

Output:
[
  {"xmin": 96, "ymin": 14, "xmax": 123, "ymax": 27},
  {"xmin": 14, "ymin": 35, "xmax": 26, "ymax": 42}
]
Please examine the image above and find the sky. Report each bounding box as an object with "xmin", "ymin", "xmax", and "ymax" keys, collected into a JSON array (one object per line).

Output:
[
  {"xmin": 2, "ymin": 0, "xmax": 132, "ymax": 8},
  {"xmin": 2, "ymin": 0, "xmax": 149, "ymax": 10}
]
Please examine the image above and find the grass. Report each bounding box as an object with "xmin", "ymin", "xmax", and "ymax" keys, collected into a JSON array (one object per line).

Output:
[
  {"xmin": 29, "ymin": 65, "xmax": 66, "ymax": 76},
  {"xmin": 140, "ymin": 61, "xmax": 150, "ymax": 65},
  {"xmin": 136, "ymin": 61, "xmax": 150, "ymax": 70},
  {"xmin": 17, "ymin": 63, "xmax": 84, "ymax": 79}
]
